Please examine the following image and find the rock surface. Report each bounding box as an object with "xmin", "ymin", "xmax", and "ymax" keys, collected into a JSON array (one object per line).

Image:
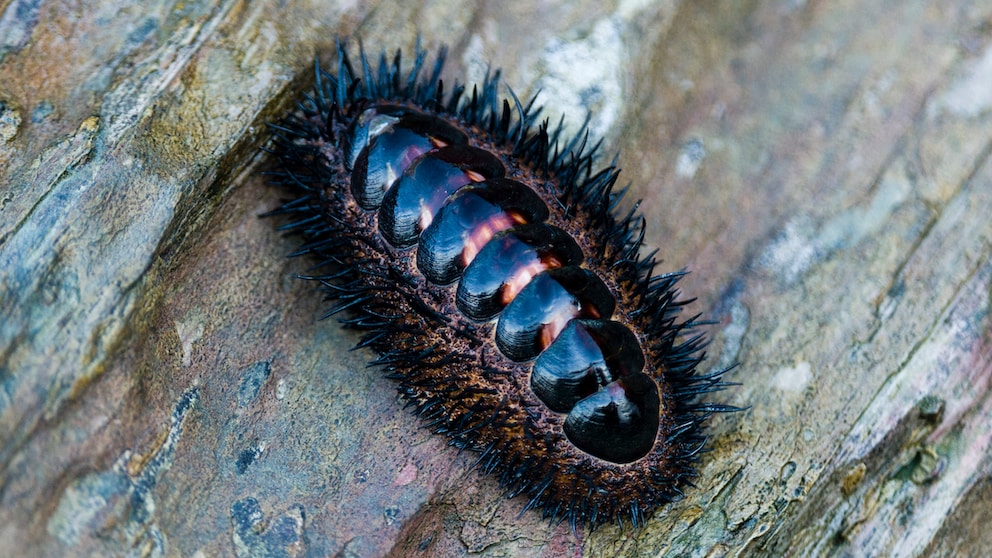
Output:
[{"xmin": 1, "ymin": 0, "xmax": 990, "ymax": 556}]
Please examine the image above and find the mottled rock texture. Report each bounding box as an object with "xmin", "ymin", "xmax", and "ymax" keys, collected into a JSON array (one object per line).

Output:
[{"xmin": 1, "ymin": 1, "xmax": 990, "ymax": 556}]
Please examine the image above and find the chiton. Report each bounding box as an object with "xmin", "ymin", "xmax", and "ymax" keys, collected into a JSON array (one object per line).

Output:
[{"xmin": 266, "ymin": 42, "xmax": 731, "ymax": 529}]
